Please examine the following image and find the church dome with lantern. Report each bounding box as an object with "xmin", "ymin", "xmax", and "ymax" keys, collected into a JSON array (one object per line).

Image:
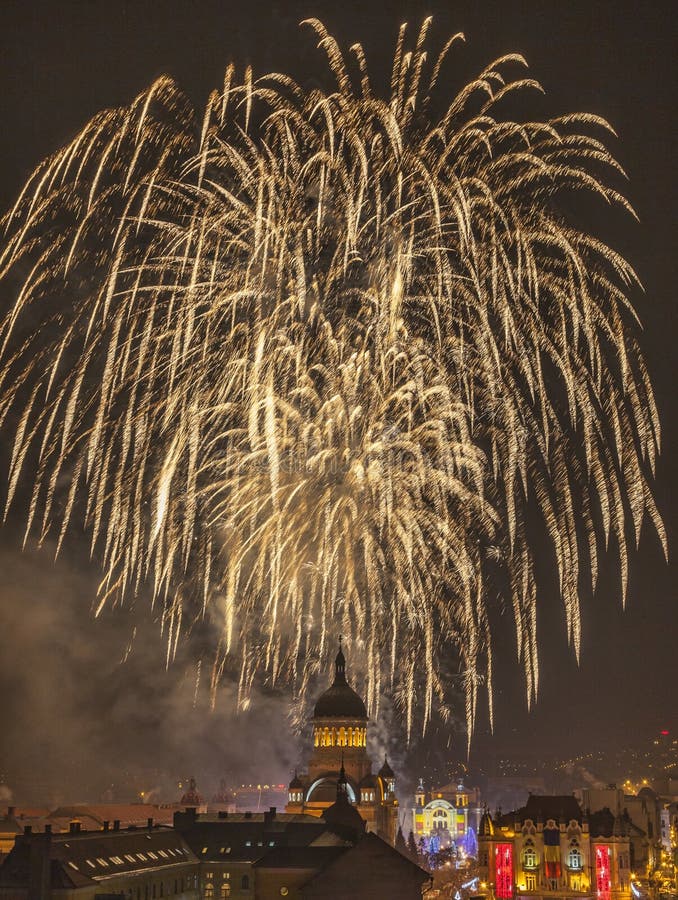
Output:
[
  {"xmin": 313, "ymin": 645, "xmax": 367, "ymax": 720},
  {"xmin": 284, "ymin": 641, "xmax": 400, "ymax": 846}
]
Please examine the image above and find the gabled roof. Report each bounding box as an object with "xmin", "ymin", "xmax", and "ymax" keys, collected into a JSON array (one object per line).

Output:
[
  {"xmin": 299, "ymin": 832, "xmax": 430, "ymax": 898},
  {"xmin": 0, "ymin": 828, "xmax": 197, "ymax": 890}
]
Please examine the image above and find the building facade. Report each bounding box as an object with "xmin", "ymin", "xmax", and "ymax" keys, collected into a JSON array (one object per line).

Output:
[
  {"xmin": 478, "ymin": 796, "xmax": 632, "ymax": 900},
  {"xmin": 284, "ymin": 644, "xmax": 399, "ymax": 844},
  {"xmin": 412, "ymin": 779, "xmax": 482, "ymax": 855}
]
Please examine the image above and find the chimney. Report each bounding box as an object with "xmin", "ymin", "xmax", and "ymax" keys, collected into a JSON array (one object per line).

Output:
[
  {"xmin": 24, "ymin": 825, "xmax": 33, "ymax": 835},
  {"xmin": 264, "ymin": 807, "xmax": 276, "ymax": 824},
  {"xmin": 147, "ymin": 817, "xmax": 154, "ymax": 830},
  {"xmin": 8, "ymin": 806, "xmax": 15, "ymax": 817},
  {"xmin": 113, "ymin": 820, "xmax": 120, "ymax": 831},
  {"xmin": 218, "ymin": 811, "xmax": 228, "ymax": 819},
  {"xmin": 102, "ymin": 821, "xmax": 109, "ymax": 832},
  {"xmin": 69, "ymin": 822, "xmax": 77, "ymax": 834},
  {"xmin": 44, "ymin": 825, "xmax": 52, "ymax": 835},
  {"xmin": 244, "ymin": 811, "xmax": 252, "ymax": 819}
]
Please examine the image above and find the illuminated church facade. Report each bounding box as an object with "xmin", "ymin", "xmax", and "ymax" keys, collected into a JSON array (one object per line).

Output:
[
  {"xmin": 285, "ymin": 644, "xmax": 400, "ymax": 845},
  {"xmin": 412, "ymin": 778, "xmax": 481, "ymax": 855}
]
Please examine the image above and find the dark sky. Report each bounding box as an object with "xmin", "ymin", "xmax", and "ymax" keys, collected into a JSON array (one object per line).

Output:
[{"xmin": 0, "ymin": 0, "xmax": 676, "ymax": 799}]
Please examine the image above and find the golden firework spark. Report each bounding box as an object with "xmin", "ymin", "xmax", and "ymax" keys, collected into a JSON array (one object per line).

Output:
[{"xmin": 0, "ymin": 19, "xmax": 665, "ymax": 739}]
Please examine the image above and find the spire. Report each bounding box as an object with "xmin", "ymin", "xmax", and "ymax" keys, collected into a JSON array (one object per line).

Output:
[
  {"xmin": 337, "ymin": 754, "xmax": 349, "ymax": 801},
  {"xmin": 334, "ymin": 638, "xmax": 346, "ymax": 684}
]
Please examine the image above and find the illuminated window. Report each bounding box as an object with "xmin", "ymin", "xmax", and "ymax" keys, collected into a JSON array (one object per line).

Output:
[
  {"xmin": 147, "ymin": 852, "xmax": 158, "ymax": 860},
  {"xmin": 526, "ymin": 874, "xmax": 537, "ymax": 891},
  {"xmin": 280, "ymin": 888, "xmax": 289, "ymax": 896},
  {"xmin": 221, "ymin": 886, "xmax": 231, "ymax": 898},
  {"xmin": 67, "ymin": 862, "xmax": 79, "ymax": 871},
  {"xmin": 495, "ymin": 843, "xmax": 514, "ymax": 899},
  {"xmin": 523, "ymin": 846, "xmax": 538, "ymax": 869},
  {"xmin": 86, "ymin": 860, "xmax": 96, "ymax": 869},
  {"xmin": 158, "ymin": 850, "xmax": 168, "ymax": 858},
  {"xmin": 125, "ymin": 855, "xmax": 136, "ymax": 863},
  {"xmin": 205, "ymin": 885, "xmax": 214, "ymax": 899},
  {"xmin": 595, "ymin": 846, "xmax": 611, "ymax": 899},
  {"xmin": 568, "ymin": 848, "xmax": 583, "ymax": 870}
]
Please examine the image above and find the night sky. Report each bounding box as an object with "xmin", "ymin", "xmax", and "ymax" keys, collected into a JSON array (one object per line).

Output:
[{"xmin": 0, "ymin": 0, "xmax": 676, "ymax": 800}]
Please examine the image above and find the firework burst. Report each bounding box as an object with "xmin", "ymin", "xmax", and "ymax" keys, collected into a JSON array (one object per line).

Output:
[{"xmin": 0, "ymin": 19, "xmax": 665, "ymax": 738}]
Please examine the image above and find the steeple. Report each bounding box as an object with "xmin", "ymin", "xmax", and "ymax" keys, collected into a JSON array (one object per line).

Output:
[
  {"xmin": 337, "ymin": 756, "xmax": 349, "ymax": 800},
  {"xmin": 334, "ymin": 638, "xmax": 346, "ymax": 684}
]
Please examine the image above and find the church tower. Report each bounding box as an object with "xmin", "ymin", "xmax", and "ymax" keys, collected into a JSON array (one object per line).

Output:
[{"xmin": 285, "ymin": 642, "xmax": 399, "ymax": 844}]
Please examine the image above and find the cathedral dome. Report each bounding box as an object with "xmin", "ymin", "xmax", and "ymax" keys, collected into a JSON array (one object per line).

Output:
[{"xmin": 313, "ymin": 645, "xmax": 367, "ymax": 720}]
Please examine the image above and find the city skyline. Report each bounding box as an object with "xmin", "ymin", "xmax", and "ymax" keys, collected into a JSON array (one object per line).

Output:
[{"xmin": 0, "ymin": 0, "xmax": 676, "ymax": 803}]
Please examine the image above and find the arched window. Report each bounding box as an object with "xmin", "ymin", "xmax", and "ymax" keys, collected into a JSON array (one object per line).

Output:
[
  {"xmin": 323, "ymin": 727, "xmax": 329, "ymax": 747},
  {"xmin": 221, "ymin": 885, "xmax": 231, "ymax": 898},
  {"xmin": 204, "ymin": 885, "xmax": 214, "ymax": 899},
  {"xmin": 241, "ymin": 874, "xmax": 250, "ymax": 889},
  {"xmin": 523, "ymin": 845, "xmax": 538, "ymax": 869},
  {"xmin": 338, "ymin": 727, "xmax": 346, "ymax": 746},
  {"xmin": 568, "ymin": 848, "xmax": 582, "ymax": 870}
]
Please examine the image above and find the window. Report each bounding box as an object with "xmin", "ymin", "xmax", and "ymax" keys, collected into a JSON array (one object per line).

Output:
[
  {"xmin": 221, "ymin": 886, "xmax": 231, "ymax": 899},
  {"xmin": 523, "ymin": 845, "xmax": 538, "ymax": 869},
  {"xmin": 241, "ymin": 875, "xmax": 250, "ymax": 890},
  {"xmin": 67, "ymin": 862, "xmax": 79, "ymax": 871},
  {"xmin": 526, "ymin": 874, "xmax": 537, "ymax": 891},
  {"xmin": 205, "ymin": 885, "xmax": 215, "ymax": 899},
  {"xmin": 568, "ymin": 848, "xmax": 583, "ymax": 870},
  {"xmin": 280, "ymin": 889, "xmax": 289, "ymax": 897}
]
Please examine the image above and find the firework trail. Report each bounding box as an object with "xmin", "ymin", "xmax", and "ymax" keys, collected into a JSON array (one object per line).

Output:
[{"xmin": 0, "ymin": 19, "xmax": 665, "ymax": 738}]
